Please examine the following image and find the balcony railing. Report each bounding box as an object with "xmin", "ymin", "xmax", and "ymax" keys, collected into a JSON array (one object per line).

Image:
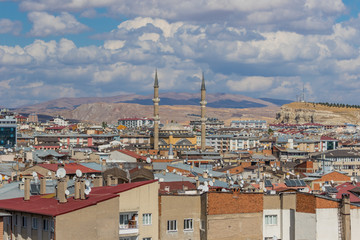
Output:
[{"xmin": 119, "ymin": 221, "xmax": 139, "ymax": 235}]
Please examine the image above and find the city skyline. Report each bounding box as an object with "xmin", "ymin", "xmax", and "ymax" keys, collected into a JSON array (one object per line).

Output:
[{"xmin": 0, "ymin": 0, "xmax": 360, "ymax": 107}]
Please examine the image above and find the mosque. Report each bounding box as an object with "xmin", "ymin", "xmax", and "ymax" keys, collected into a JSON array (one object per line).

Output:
[{"xmin": 150, "ymin": 70, "xmax": 207, "ymax": 156}]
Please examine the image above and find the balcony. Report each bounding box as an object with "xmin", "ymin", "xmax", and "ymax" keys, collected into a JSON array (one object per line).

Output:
[
  {"xmin": 119, "ymin": 212, "xmax": 138, "ymax": 235},
  {"xmin": 119, "ymin": 222, "xmax": 139, "ymax": 235}
]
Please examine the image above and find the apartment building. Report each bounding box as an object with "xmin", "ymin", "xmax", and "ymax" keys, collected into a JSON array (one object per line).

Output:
[
  {"xmin": 118, "ymin": 118, "xmax": 154, "ymax": 129},
  {"xmin": 159, "ymin": 194, "xmax": 201, "ymax": 240},
  {"xmin": 0, "ymin": 180, "xmax": 159, "ymax": 240},
  {"xmin": 230, "ymin": 120, "xmax": 267, "ymax": 129}
]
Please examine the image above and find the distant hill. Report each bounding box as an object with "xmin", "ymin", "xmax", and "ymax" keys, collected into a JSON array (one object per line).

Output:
[
  {"xmin": 122, "ymin": 98, "xmax": 266, "ymax": 108},
  {"xmin": 15, "ymin": 92, "xmax": 289, "ymax": 124},
  {"xmin": 258, "ymin": 98, "xmax": 293, "ymax": 106}
]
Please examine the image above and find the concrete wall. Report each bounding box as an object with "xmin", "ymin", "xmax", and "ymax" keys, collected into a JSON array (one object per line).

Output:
[
  {"xmin": 56, "ymin": 197, "xmax": 119, "ymax": 240},
  {"xmin": 351, "ymin": 208, "xmax": 360, "ymax": 238},
  {"xmin": 109, "ymin": 151, "xmax": 136, "ymax": 162},
  {"xmin": 118, "ymin": 181, "xmax": 159, "ymax": 240},
  {"xmin": 295, "ymin": 212, "xmax": 316, "ymax": 240},
  {"xmin": 159, "ymin": 195, "xmax": 201, "ymax": 240},
  {"xmin": 316, "ymin": 208, "xmax": 339, "ymax": 240}
]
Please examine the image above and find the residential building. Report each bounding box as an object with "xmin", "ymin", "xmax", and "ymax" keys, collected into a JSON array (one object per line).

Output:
[
  {"xmin": 230, "ymin": 120, "xmax": 267, "ymax": 129},
  {"xmin": 0, "ymin": 116, "xmax": 17, "ymax": 148},
  {"xmin": 118, "ymin": 118, "xmax": 154, "ymax": 129}
]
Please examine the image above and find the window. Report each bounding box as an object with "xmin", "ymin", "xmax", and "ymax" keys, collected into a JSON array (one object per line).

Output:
[
  {"xmin": 184, "ymin": 219, "xmax": 193, "ymax": 231},
  {"xmin": 43, "ymin": 219, "xmax": 49, "ymax": 231},
  {"xmin": 22, "ymin": 216, "xmax": 27, "ymax": 228},
  {"xmin": 143, "ymin": 213, "xmax": 152, "ymax": 225},
  {"xmin": 200, "ymin": 220, "xmax": 205, "ymax": 230},
  {"xmin": 143, "ymin": 238, "xmax": 152, "ymax": 240},
  {"xmin": 32, "ymin": 217, "xmax": 38, "ymax": 230},
  {"xmin": 167, "ymin": 220, "xmax": 177, "ymax": 232},
  {"xmin": 265, "ymin": 215, "xmax": 277, "ymax": 225},
  {"xmin": 15, "ymin": 215, "xmax": 18, "ymax": 226},
  {"xmin": 50, "ymin": 219, "xmax": 54, "ymax": 232},
  {"xmin": 120, "ymin": 214, "xmax": 129, "ymax": 225}
]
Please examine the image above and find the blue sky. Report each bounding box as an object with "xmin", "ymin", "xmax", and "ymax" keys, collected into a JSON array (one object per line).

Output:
[{"xmin": 0, "ymin": 0, "xmax": 360, "ymax": 107}]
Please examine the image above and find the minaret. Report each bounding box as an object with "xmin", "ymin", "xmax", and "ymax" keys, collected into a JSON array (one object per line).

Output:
[
  {"xmin": 200, "ymin": 72, "xmax": 207, "ymax": 151},
  {"xmin": 153, "ymin": 70, "xmax": 160, "ymax": 151}
]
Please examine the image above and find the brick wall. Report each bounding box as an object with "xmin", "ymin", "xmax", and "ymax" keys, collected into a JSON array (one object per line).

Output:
[
  {"xmin": 316, "ymin": 197, "xmax": 339, "ymax": 209},
  {"xmin": 296, "ymin": 193, "xmax": 316, "ymax": 213},
  {"xmin": 207, "ymin": 192, "xmax": 263, "ymax": 215},
  {"xmin": 0, "ymin": 217, "xmax": 3, "ymax": 240}
]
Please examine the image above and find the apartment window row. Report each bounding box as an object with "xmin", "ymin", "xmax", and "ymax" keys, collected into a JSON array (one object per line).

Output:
[
  {"xmin": 167, "ymin": 219, "xmax": 193, "ymax": 232},
  {"xmin": 14, "ymin": 215, "xmax": 53, "ymax": 231}
]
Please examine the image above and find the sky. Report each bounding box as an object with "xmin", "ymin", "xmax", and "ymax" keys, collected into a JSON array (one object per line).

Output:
[{"xmin": 1, "ymin": 0, "xmax": 360, "ymax": 107}]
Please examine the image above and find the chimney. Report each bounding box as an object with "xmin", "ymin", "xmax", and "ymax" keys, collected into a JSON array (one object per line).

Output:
[
  {"xmin": 24, "ymin": 178, "xmax": 30, "ymax": 201},
  {"xmin": 107, "ymin": 175, "xmax": 112, "ymax": 186},
  {"xmin": 80, "ymin": 180, "xmax": 86, "ymax": 200},
  {"xmin": 57, "ymin": 179, "xmax": 67, "ymax": 204},
  {"xmin": 93, "ymin": 176, "xmax": 103, "ymax": 187},
  {"xmin": 74, "ymin": 180, "xmax": 80, "ymax": 200},
  {"xmin": 203, "ymin": 171, "xmax": 208, "ymax": 179},
  {"xmin": 341, "ymin": 194, "xmax": 351, "ymax": 240},
  {"xmin": 40, "ymin": 178, "xmax": 46, "ymax": 195},
  {"xmin": 112, "ymin": 177, "xmax": 118, "ymax": 186}
]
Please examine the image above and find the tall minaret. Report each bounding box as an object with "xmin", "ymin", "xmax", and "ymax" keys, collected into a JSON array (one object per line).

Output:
[
  {"xmin": 200, "ymin": 72, "xmax": 207, "ymax": 151},
  {"xmin": 153, "ymin": 70, "xmax": 160, "ymax": 151}
]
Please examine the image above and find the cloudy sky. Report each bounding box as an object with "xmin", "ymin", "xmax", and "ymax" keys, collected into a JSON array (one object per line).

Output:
[{"xmin": 0, "ymin": 0, "xmax": 360, "ymax": 107}]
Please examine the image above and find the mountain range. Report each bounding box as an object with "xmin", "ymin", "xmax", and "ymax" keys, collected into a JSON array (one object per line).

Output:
[{"xmin": 16, "ymin": 93, "xmax": 292, "ymax": 124}]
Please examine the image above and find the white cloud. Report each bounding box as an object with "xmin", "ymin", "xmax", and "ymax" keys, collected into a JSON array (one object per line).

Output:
[
  {"xmin": 227, "ymin": 77, "xmax": 274, "ymax": 92},
  {"xmin": 0, "ymin": 19, "xmax": 22, "ymax": 35},
  {"xmin": 28, "ymin": 11, "xmax": 89, "ymax": 37}
]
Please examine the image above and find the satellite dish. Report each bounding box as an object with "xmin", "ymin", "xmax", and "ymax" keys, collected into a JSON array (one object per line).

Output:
[
  {"xmin": 22, "ymin": 178, "xmax": 25, "ymax": 183},
  {"xmin": 203, "ymin": 185, "xmax": 209, "ymax": 192},
  {"xmin": 91, "ymin": 174, "xmax": 95, "ymax": 178},
  {"xmin": 263, "ymin": 188, "xmax": 267, "ymax": 193},
  {"xmin": 165, "ymin": 169, "xmax": 169, "ymax": 173},
  {"xmin": 197, "ymin": 185, "xmax": 204, "ymax": 190},
  {"xmin": 204, "ymin": 181, "xmax": 208, "ymax": 186},
  {"xmin": 272, "ymin": 168, "xmax": 276, "ymax": 172},
  {"xmin": 209, "ymin": 181, "xmax": 214, "ymax": 186},
  {"xmin": 84, "ymin": 189, "xmax": 90, "ymax": 195},
  {"xmin": 56, "ymin": 168, "xmax": 66, "ymax": 178},
  {"xmin": 321, "ymin": 186, "xmax": 326, "ymax": 192},
  {"xmin": 85, "ymin": 180, "xmax": 90, "ymax": 187},
  {"xmin": 286, "ymin": 175, "xmax": 290, "ymax": 179},
  {"xmin": 355, "ymin": 179, "xmax": 358, "ymax": 183},
  {"xmin": 159, "ymin": 178, "xmax": 164, "ymax": 182},
  {"xmin": 221, "ymin": 188, "xmax": 227, "ymax": 192},
  {"xmin": 146, "ymin": 157, "xmax": 151, "ymax": 163},
  {"xmin": 240, "ymin": 184, "xmax": 244, "ymax": 188},
  {"xmin": 172, "ymin": 169, "xmax": 176, "ymax": 173},
  {"xmin": 4, "ymin": 176, "xmax": 8, "ymax": 180},
  {"xmin": 76, "ymin": 170, "xmax": 82, "ymax": 178},
  {"xmin": 230, "ymin": 180, "xmax": 234, "ymax": 185},
  {"xmin": 241, "ymin": 180, "xmax": 244, "ymax": 184},
  {"xmin": 276, "ymin": 167, "xmax": 280, "ymax": 170},
  {"xmin": 331, "ymin": 180, "xmax": 334, "ymax": 184},
  {"xmin": 65, "ymin": 189, "xmax": 70, "ymax": 196},
  {"xmin": 47, "ymin": 171, "xmax": 52, "ymax": 176}
]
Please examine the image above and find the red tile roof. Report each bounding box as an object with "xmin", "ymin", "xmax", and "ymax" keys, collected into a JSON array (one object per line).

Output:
[
  {"xmin": 117, "ymin": 149, "xmax": 147, "ymax": 161},
  {"xmin": 321, "ymin": 136, "xmax": 337, "ymax": 141},
  {"xmin": 0, "ymin": 180, "xmax": 157, "ymax": 217},
  {"xmin": 335, "ymin": 182, "xmax": 360, "ymax": 203},
  {"xmin": 38, "ymin": 163, "xmax": 101, "ymax": 175}
]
